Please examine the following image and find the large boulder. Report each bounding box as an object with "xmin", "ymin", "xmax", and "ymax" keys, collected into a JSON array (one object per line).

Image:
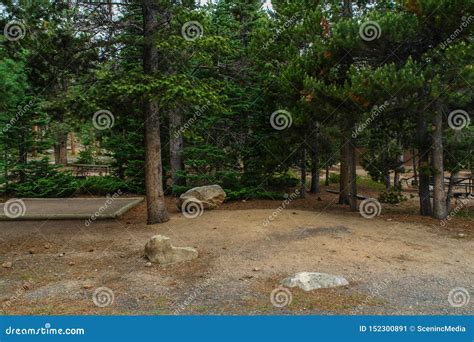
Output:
[
  {"xmin": 178, "ymin": 185, "xmax": 226, "ymax": 210},
  {"xmin": 281, "ymin": 272, "xmax": 349, "ymax": 291},
  {"xmin": 145, "ymin": 235, "xmax": 198, "ymax": 265}
]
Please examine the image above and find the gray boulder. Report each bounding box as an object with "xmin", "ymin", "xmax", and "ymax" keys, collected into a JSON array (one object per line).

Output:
[
  {"xmin": 178, "ymin": 185, "xmax": 226, "ymax": 210},
  {"xmin": 145, "ymin": 235, "xmax": 198, "ymax": 265},
  {"xmin": 281, "ymin": 272, "xmax": 349, "ymax": 291}
]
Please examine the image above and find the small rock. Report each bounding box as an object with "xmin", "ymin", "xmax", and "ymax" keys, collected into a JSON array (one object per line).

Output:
[
  {"xmin": 281, "ymin": 272, "xmax": 349, "ymax": 291},
  {"xmin": 68, "ymin": 262, "xmax": 75, "ymax": 266},
  {"xmin": 44, "ymin": 243, "xmax": 52, "ymax": 249},
  {"xmin": 145, "ymin": 235, "xmax": 198, "ymax": 265},
  {"xmin": 252, "ymin": 267, "xmax": 261, "ymax": 272},
  {"xmin": 458, "ymin": 233, "xmax": 467, "ymax": 238},
  {"xmin": 59, "ymin": 253, "xmax": 65, "ymax": 257},
  {"xmin": 83, "ymin": 284, "xmax": 92, "ymax": 289},
  {"xmin": 29, "ymin": 249, "xmax": 35, "ymax": 254},
  {"xmin": 387, "ymin": 218, "xmax": 393, "ymax": 221},
  {"xmin": 89, "ymin": 248, "xmax": 94, "ymax": 252},
  {"xmin": 145, "ymin": 262, "xmax": 152, "ymax": 267},
  {"xmin": 2, "ymin": 261, "xmax": 12, "ymax": 268}
]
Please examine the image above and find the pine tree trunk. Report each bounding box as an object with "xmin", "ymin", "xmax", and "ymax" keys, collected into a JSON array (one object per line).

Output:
[
  {"xmin": 300, "ymin": 147, "xmax": 306, "ymax": 198},
  {"xmin": 416, "ymin": 115, "xmax": 432, "ymax": 216},
  {"xmin": 310, "ymin": 163, "xmax": 320, "ymax": 193},
  {"xmin": 412, "ymin": 147, "xmax": 418, "ymax": 186},
  {"xmin": 54, "ymin": 132, "xmax": 68, "ymax": 165},
  {"xmin": 143, "ymin": 0, "xmax": 169, "ymax": 224},
  {"xmin": 325, "ymin": 165, "xmax": 330, "ymax": 186},
  {"xmin": 169, "ymin": 109, "xmax": 186, "ymax": 189},
  {"xmin": 431, "ymin": 108, "xmax": 448, "ymax": 219},
  {"xmin": 349, "ymin": 133, "xmax": 357, "ymax": 211},
  {"xmin": 70, "ymin": 132, "xmax": 76, "ymax": 156},
  {"xmin": 310, "ymin": 135, "xmax": 320, "ymax": 194},
  {"xmin": 339, "ymin": 136, "xmax": 350, "ymax": 204}
]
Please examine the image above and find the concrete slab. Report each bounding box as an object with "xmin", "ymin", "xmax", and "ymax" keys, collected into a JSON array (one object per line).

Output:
[{"xmin": 0, "ymin": 197, "xmax": 144, "ymax": 220}]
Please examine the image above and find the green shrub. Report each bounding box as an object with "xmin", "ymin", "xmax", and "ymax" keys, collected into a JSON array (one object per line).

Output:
[
  {"xmin": 76, "ymin": 148, "xmax": 94, "ymax": 164},
  {"xmin": 225, "ymin": 187, "xmax": 286, "ymax": 200},
  {"xmin": 378, "ymin": 187, "xmax": 407, "ymax": 204},
  {"xmin": 79, "ymin": 176, "xmax": 128, "ymax": 196},
  {"xmin": 10, "ymin": 159, "xmax": 79, "ymax": 197},
  {"xmin": 267, "ymin": 173, "xmax": 299, "ymax": 189},
  {"xmin": 328, "ymin": 173, "xmax": 340, "ymax": 184}
]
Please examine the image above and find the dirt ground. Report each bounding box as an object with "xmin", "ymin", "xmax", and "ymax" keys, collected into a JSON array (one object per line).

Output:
[{"xmin": 0, "ymin": 188, "xmax": 473, "ymax": 315}]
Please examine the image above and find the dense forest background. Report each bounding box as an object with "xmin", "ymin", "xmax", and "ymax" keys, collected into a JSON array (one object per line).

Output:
[{"xmin": 0, "ymin": 0, "xmax": 472, "ymax": 223}]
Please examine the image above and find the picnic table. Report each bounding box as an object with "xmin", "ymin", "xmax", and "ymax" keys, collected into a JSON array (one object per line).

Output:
[{"xmin": 69, "ymin": 164, "xmax": 111, "ymax": 178}]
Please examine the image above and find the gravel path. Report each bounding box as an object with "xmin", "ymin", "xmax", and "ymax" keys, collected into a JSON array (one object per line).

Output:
[{"xmin": 0, "ymin": 206, "xmax": 472, "ymax": 315}]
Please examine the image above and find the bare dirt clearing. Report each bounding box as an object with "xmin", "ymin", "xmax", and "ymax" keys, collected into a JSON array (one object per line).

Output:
[{"xmin": 0, "ymin": 195, "xmax": 472, "ymax": 315}]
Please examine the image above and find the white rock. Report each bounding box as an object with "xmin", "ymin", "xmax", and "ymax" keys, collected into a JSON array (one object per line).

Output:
[
  {"xmin": 281, "ymin": 272, "xmax": 349, "ymax": 291},
  {"xmin": 178, "ymin": 185, "xmax": 226, "ymax": 210}
]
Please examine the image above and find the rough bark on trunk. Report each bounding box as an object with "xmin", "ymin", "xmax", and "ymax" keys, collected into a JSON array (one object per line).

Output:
[
  {"xmin": 416, "ymin": 115, "xmax": 432, "ymax": 216},
  {"xmin": 338, "ymin": 136, "xmax": 350, "ymax": 205},
  {"xmin": 169, "ymin": 109, "xmax": 186, "ymax": 188},
  {"xmin": 300, "ymin": 147, "xmax": 306, "ymax": 199},
  {"xmin": 431, "ymin": 109, "xmax": 448, "ymax": 219},
  {"xmin": 70, "ymin": 132, "xmax": 76, "ymax": 156},
  {"xmin": 412, "ymin": 147, "xmax": 418, "ymax": 186},
  {"xmin": 54, "ymin": 132, "xmax": 68, "ymax": 165},
  {"xmin": 349, "ymin": 133, "xmax": 357, "ymax": 211},
  {"xmin": 325, "ymin": 165, "xmax": 330, "ymax": 186},
  {"xmin": 310, "ymin": 163, "xmax": 320, "ymax": 193},
  {"xmin": 394, "ymin": 152, "xmax": 403, "ymax": 188},
  {"xmin": 143, "ymin": 0, "xmax": 169, "ymax": 224},
  {"xmin": 310, "ymin": 134, "xmax": 320, "ymax": 194}
]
